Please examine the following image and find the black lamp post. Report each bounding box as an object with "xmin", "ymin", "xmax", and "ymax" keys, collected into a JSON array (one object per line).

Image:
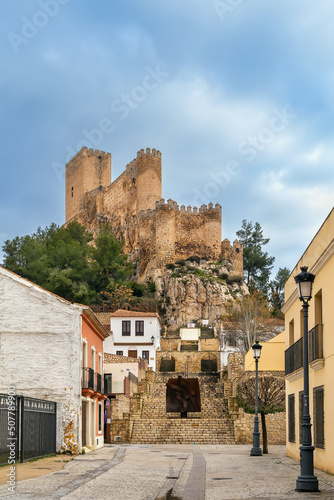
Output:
[
  {"xmin": 250, "ymin": 340, "xmax": 262, "ymax": 456},
  {"xmin": 294, "ymin": 266, "xmax": 319, "ymax": 492}
]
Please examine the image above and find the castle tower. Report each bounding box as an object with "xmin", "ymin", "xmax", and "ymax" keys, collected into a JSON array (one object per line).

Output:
[
  {"xmin": 136, "ymin": 148, "xmax": 162, "ymax": 212},
  {"xmin": 65, "ymin": 147, "xmax": 111, "ymax": 222}
]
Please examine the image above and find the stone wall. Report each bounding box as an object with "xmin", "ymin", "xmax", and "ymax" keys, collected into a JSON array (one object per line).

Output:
[
  {"xmin": 66, "ymin": 147, "xmax": 111, "ymax": 222},
  {"xmin": 65, "ymin": 147, "xmax": 243, "ymax": 278},
  {"xmin": 156, "ymin": 350, "xmax": 220, "ymax": 373},
  {"xmin": 234, "ymin": 410, "xmax": 286, "ymax": 445},
  {"xmin": 226, "ymin": 354, "xmax": 286, "ymax": 445}
]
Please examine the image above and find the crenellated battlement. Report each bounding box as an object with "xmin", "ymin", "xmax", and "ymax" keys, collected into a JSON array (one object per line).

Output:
[
  {"xmin": 137, "ymin": 147, "xmax": 161, "ymax": 158},
  {"xmin": 64, "ymin": 146, "xmax": 241, "ymax": 278},
  {"xmin": 154, "ymin": 198, "xmax": 222, "ymax": 215},
  {"xmin": 67, "ymin": 147, "xmax": 111, "ymax": 166},
  {"xmin": 221, "ymin": 238, "xmax": 243, "ymax": 277}
]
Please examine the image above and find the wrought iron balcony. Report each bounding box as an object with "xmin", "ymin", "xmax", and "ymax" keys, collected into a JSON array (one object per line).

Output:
[
  {"xmin": 285, "ymin": 324, "xmax": 324, "ymax": 376},
  {"xmin": 285, "ymin": 337, "xmax": 303, "ymax": 376},
  {"xmin": 308, "ymin": 324, "xmax": 323, "ymax": 363},
  {"xmin": 82, "ymin": 367, "xmax": 95, "ymax": 391},
  {"xmin": 95, "ymin": 373, "xmax": 102, "ymax": 394}
]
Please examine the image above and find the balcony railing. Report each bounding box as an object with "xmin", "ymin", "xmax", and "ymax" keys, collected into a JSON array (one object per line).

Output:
[
  {"xmin": 96, "ymin": 373, "xmax": 102, "ymax": 393},
  {"xmin": 285, "ymin": 324, "xmax": 324, "ymax": 376},
  {"xmin": 82, "ymin": 367, "xmax": 95, "ymax": 391},
  {"xmin": 308, "ymin": 324, "xmax": 323, "ymax": 363},
  {"xmin": 285, "ymin": 337, "xmax": 303, "ymax": 376}
]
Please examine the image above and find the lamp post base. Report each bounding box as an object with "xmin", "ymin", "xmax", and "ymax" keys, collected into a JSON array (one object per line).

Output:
[
  {"xmin": 250, "ymin": 446, "xmax": 262, "ymax": 456},
  {"xmin": 250, "ymin": 431, "xmax": 262, "ymax": 456},
  {"xmin": 296, "ymin": 476, "xmax": 319, "ymax": 492},
  {"xmin": 296, "ymin": 445, "xmax": 319, "ymax": 492}
]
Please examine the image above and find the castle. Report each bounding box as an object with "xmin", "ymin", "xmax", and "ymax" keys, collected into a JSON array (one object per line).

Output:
[{"xmin": 65, "ymin": 147, "xmax": 243, "ymax": 278}]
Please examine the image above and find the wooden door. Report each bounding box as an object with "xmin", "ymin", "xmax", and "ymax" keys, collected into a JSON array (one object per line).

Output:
[{"xmin": 128, "ymin": 350, "xmax": 137, "ymax": 358}]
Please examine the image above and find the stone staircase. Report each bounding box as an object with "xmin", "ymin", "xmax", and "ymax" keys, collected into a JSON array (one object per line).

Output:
[{"xmin": 129, "ymin": 372, "xmax": 235, "ymax": 444}]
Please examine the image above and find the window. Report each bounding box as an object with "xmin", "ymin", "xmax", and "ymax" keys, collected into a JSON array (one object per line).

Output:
[
  {"xmin": 98, "ymin": 354, "xmax": 102, "ymax": 374},
  {"xmin": 313, "ymin": 386, "xmax": 324, "ymax": 448},
  {"xmin": 122, "ymin": 321, "xmax": 131, "ymax": 336},
  {"xmin": 135, "ymin": 320, "xmax": 144, "ymax": 336},
  {"xmin": 288, "ymin": 394, "xmax": 295, "ymax": 443},
  {"xmin": 314, "ymin": 289, "xmax": 322, "ymax": 325},
  {"xmin": 142, "ymin": 350, "xmax": 149, "ymax": 360},
  {"xmin": 71, "ymin": 186, "xmax": 74, "ymax": 197},
  {"xmin": 116, "ymin": 350, "xmax": 123, "ymax": 356},
  {"xmin": 104, "ymin": 373, "xmax": 112, "ymax": 394},
  {"xmin": 82, "ymin": 341, "xmax": 87, "ymax": 368},
  {"xmin": 299, "ymin": 391, "xmax": 304, "ymax": 444},
  {"xmin": 91, "ymin": 348, "xmax": 95, "ymax": 371},
  {"xmin": 289, "ymin": 319, "xmax": 294, "ymax": 347},
  {"xmin": 98, "ymin": 402, "xmax": 103, "ymax": 432}
]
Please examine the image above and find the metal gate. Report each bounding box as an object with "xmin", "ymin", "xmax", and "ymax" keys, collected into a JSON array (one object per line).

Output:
[
  {"xmin": 0, "ymin": 394, "xmax": 19, "ymax": 465},
  {"xmin": 0, "ymin": 394, "xmax": 56, "ymax": 465}
]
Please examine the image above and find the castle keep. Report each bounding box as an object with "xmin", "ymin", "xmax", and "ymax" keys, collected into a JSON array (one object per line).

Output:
[{"xmin": 65, "ymin": 147, "xmax": 243, "ymax": 277}]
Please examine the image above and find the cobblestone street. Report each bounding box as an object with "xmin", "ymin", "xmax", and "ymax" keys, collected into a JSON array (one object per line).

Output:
[{"xmin": 0, "ymin": 445, "xmax": 333, "ymax": 500}]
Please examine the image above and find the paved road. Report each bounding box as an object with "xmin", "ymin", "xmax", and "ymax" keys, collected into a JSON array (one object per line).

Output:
[{"xmin": 0, "ymin": 444, "xmax": 334, "ymax": 499}]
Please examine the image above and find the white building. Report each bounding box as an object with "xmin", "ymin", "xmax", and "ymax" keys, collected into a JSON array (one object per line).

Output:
[
  {"xmin": 104, "ymin": 309, "xmax": 161, "ymax": 370},
  {"xmin": 0, "ymin": 265, "xmax": 109, "ymax": 453}
]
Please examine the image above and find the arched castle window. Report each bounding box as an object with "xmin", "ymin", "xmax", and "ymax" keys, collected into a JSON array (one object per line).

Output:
[{"xmin": 71, "ymin": 186, "xmax": 74, "ymax": 198}]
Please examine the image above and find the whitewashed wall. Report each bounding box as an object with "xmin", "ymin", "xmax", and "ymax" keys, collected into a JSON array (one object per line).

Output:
[
  {"xmin": 0, "ymin": 267, "xmax": 82, "ymax": 453},
  {"xmin": 105, "ymin": 316, "xmax": 161, "ymax": 369}
]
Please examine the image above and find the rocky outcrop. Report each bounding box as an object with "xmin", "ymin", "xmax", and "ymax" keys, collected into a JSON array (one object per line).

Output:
[{"xmin": 153, "ymin": 259, "xmax": 247, "ymax": 328}]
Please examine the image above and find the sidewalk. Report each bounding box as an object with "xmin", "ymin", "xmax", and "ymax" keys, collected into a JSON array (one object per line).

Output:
[
  {"xmin": 0, "ymin": 445, "xmax": 333, "ymax": 499},
  {"xmin": 0, "ymin": 454, "xmax": 73, "ymax": 485}
]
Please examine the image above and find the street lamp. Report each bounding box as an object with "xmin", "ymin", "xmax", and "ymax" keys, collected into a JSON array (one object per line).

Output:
[
  {"xmin": 250, "ymin": 340, "xmax": 262, "ymax": 456},
  {"xmin": 151, "ymin": 335, "xmax": 155, "ymax": 344},
  {"xmin": 294, "ymin": 266, "xmax": 319, "ymax": 492}
]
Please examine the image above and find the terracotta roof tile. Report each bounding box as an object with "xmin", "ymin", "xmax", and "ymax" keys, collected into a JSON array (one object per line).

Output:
[{"xmin": 110, "ymin": 309, "xmax": 160, "ymax": 318}]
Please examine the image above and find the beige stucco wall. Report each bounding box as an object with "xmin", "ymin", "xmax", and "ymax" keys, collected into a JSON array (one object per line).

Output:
[
  {"xmin": 283, "ymin": 207, "xmax": 334, "ymax": 474},
  {"xmin": 245, "ymin": 331, "xmax": 285, "ymax": 371}
]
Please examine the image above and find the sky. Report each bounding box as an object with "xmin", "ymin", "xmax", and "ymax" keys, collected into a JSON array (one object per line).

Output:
[{"xmin": 1, "ymin": 0, "xmax": 334, "ymax": 278}]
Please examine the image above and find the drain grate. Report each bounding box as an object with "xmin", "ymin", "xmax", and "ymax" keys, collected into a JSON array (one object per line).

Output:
[
  {"xmin": 166, "ymin": 476, "xmax": 179, "ymax": 479},
  {"xmin": 213, "ymin": 477, "xmax": 232, "ymax": 481}
]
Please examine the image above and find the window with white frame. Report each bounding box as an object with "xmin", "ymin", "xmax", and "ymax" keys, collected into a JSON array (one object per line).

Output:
[
  {"xmin": 91, "ymin": 347, "xmax": 96, "ymax": 371},
  {"xmin": 98, "ymin": 402, "xmax": 103, "ymax": 432}
]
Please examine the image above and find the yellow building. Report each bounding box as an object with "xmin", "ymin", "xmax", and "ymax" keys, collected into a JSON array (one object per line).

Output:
[
  {"xmin": 244, "ymin": 331, "xmax": 285, "ymax": 372},
  {"xmin": 282, "ymin": 207, "xmax": 334, "ymax": 474}
]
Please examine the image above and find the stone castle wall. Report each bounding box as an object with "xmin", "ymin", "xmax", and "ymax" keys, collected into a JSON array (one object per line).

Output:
[{"xmin": 65, "ymin": 147, "xmax": 243, "ymax": 277}]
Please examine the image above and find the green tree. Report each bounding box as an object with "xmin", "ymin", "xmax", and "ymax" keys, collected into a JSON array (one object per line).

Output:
[
  {"xmin": 236, "ymin": 373, "xmax": 285, "ymax": 454},
  {"xmin": 236, "ymin": 220, "xmax": 275, "ymax": 293},
  {"xmin": 2, "ymin": 221, "xmax": 131, "ymax": 305},
  {"xmin": 269, "ymin": 267, "xmax": 290, "ymax": 314},
  {"xmin": 91, "ymin": 222, "xmax": 133, "ymax": 293}
]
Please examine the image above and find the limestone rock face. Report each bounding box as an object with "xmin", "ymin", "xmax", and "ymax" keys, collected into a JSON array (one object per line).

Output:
[{"xmin": 153, "ymin": 260, "xmax": 247, "ymax": 328}]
